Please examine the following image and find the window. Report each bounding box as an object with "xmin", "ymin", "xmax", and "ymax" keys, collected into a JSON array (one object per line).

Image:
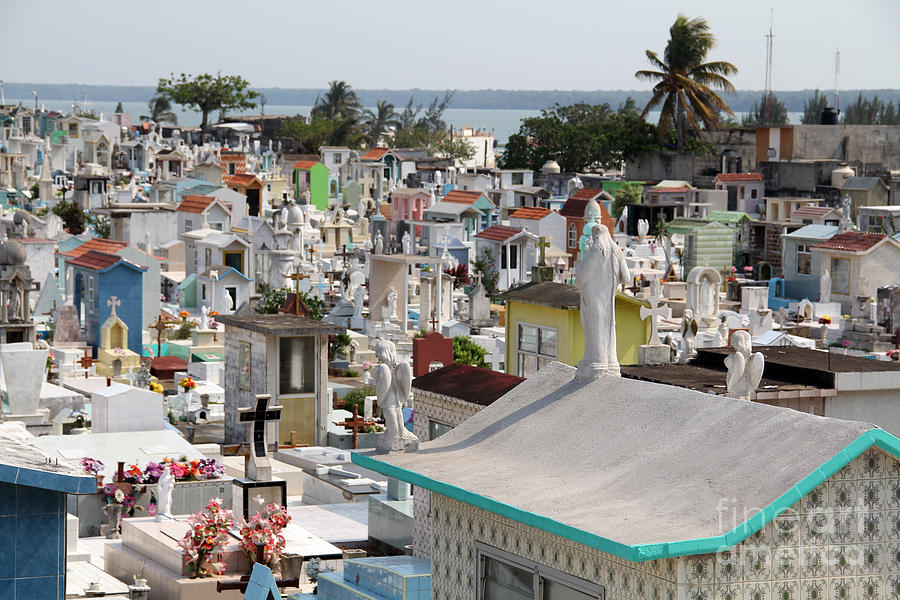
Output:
[
  {"xmin": 751, "ymin": 188, "xmax": 758, "ymax": 199},
  {"xmin": 796, "ymin": 244, "xmax": 811, "ymax": 275},
  {"xmin": 477, "ymin": 542, "xmax": 604, "ymax": 600},
  {"xmin": 567, "ymin": 224, "xmax": 578, "ymax": 249},
  {"xmin": 429, "ymin": 420, "xmax": 454, "ymax": 440},
  {"xmin": 228, "ymin": 163, "xmax": 236, "ymax": 175},
  {"xmin": 88, "ymin": 277, "xmax": 95, "ymax": 310},
  {"xmin": 239, "ymin": 341, "xmax": 252, "ymax": 390},
  {"xmin": 868, "ymin": 215, "xmax": 881, "ymax": 230},
  {"xmin": 739, "ymin": 186, "xmax": 745, "ymax": 200},
  {"xmin": 500, "ymin": 245, "xmax": 518, "ymax": 270},
  {"xmin": 69, "ymin": 123, "xmax": 78, "ymax": 136},
  {"xmin": 511, "ymin": 173, "xmax": 524, "ymax": 185},
  {"xmin": 831, "ymin": 257, "xmax": 850, "ymax": 295},
  {"xmin": 201, "ymin": 284, "xmax": 206, "ymax": 301},
  {"xmin": 185, "ymin": 218, "xmax": 193, "ymax": 231},
  {"xmin": 279, "ymin": 336, "xmax": 315, "ymax": 394},
  {"xmin": 204, "ymin": 248, "xmax": 212, "ymax": 266},
  {"xmin": 517, "ymin": 323, "xmax": 557, "ymax": 377},
  {"xmin": 211, "ymin": 222, "xmax": 223, "ymax": 231},
  {"xmin": 333, "ymin": 153, "xmax": 342, "ymax": 164}
]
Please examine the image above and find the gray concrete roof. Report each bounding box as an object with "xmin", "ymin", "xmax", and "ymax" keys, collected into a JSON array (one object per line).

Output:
[
  {"xmin": 217, "ymin": 313, "xmax": 345, "ymax": 336},
  {"xmin": 359, "ymin": 362, "xmax": 877, "ymax": 549}
]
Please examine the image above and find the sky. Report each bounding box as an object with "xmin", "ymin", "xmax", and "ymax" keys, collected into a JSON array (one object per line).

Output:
[{"xmin": 2, "ymin": 0, "xmax": 898, "ymax": 91}]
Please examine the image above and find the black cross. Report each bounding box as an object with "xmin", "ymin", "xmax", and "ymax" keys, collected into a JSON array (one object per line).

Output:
[{"xmin": 238, "ymin": 395, "xmax": 282, "ymax": 458}]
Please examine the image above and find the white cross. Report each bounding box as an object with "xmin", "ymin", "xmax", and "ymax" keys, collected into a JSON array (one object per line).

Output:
[
  {"xmin": 640, "ymin": 295, "xmax": 672, "ymax": 346},
  {"xmin": 107, "ymin": 296, "xmax": 121, "ymax": 318}
]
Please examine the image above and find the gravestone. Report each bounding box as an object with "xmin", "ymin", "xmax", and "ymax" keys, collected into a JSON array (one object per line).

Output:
[
  {"xmin": 54, "ymin": 304, "xmax": 84, "ymax": 346},
  {"xmin": 467, "ymin": 275, "xmax": 493, "ymax": 329},
  {"xmin": 233, "ymin": 394, "xmax": 287, "ymax": 521},
  {"xmin": 0, "ymin": 342, "xmax": 48, "ymax": 424},
  {"xmin": 638, "ymin": 294, "xmax": 671, "ymax": 365}
]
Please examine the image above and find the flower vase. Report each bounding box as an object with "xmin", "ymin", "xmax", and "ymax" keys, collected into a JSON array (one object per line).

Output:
[
  {"xmin": 95, "ymin": 474, "xmax": 104, "ymax": 490},
  {"xmin": 103, "ymin": 504, "xmax": 124, "ymax": 539},
  {"xmin": 184, "ymin": 389, "xmax": 194, "ymax": 405}
]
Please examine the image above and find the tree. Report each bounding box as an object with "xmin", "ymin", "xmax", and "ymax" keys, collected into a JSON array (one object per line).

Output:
[
  {"xmin": 254, "ymin": 284, "xmax": 325, "ymax": 319},
  {"xmin": 611, "ymin": 184, "xmax": 642, "ymax": 219},
  {"xmin": 92, "ymin": 216, "xmax": 111, "ymax": 239},
  {"xmin": 114, "ymin": 101, "xmax": 124, "ymax": 114},
  {"xmin": 147, "ymin": 94, "xmax": 178, "ymax": 124},
  {"xmin": 312, "ymin": 81, "xmax": 361, "ymax": 121},
  {"xmin": 635, "ymin": 14, "xmax": 738, "ymax": 149},
  {"xmin": 362, "ymin": 100, "xmax": 400, "ymax": 146},
  {"xmin": 841, "ymin": 93, "xmax": 900, "ymax": 125},
  {"xmin": 452, "ymin": 336, "xmax": 488, "ymax": 368},
  {"xmin": 742, "ymin": 93, "xmax": 789, "ymax": 126},
  {"xmin": 52, "ymin": 199, "xmax": 87, "ymax": 234},
  {"xmin": 436, "ymin": 137, "xmax": 476, "ymax": 162},
  {"xmin": 471, "ymin": 249, "xmax": 499, "ymax": 294},
  {"xmin": 801, "ymin": 89, "xmax": 829, "ymax": 124},
  {"xmin": 156, "ymin": 72, "xmax": 258, "ymax": 130}
]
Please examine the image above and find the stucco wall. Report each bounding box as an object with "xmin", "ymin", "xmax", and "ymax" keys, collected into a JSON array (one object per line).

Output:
[{"xmin": 815, "ymin": 242, "xmax": 900, "ymax": 313}]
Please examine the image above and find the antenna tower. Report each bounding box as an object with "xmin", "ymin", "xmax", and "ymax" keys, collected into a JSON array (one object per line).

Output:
[
  {"xmin": 834, "ymin": 50, "xmax": 841, "ymax": 113},
  {"xmin": 764, "ymin": 8, "xmax": 775, "ymax": 124}
]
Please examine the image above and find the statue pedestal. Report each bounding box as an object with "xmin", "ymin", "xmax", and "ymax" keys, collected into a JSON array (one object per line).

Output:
[
  {"xmin": 191, "ymin": 329, "xmax": 217, "ymax": 347},
  {"xmin": 575, "ymin": 361, "xmax": 619, "ymax": 382},
  {"xmin": 232, "ymin": 478, "xmax": 287, "ymax": 522},
  {"xmin": 638, "ymin": 344, "xmax": 670, "ymax": 366}
]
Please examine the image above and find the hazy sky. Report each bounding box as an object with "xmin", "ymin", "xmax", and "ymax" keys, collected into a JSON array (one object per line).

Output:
[{"xmin": 3, "ymin": 0, "xmax": 898, "ymax": 91}]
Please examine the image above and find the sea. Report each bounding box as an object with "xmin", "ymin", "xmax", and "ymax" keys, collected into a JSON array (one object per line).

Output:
[{"xmin": 9, "ymin": 98, "xmax": 804, "ymax": 145}]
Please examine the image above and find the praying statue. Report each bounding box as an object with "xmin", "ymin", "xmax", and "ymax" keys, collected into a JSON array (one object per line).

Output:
[
  {"xmin": 374, "ymin": 231, "xmax": 384, "ymax": 254},
  {"xmin": 402, "ymin": 231, "xmax": 411, "ymax": 255},
  {"xmin": 820, "ymin": 269, "xmax": 831, "ymax": 303},
  {"xmin": 353, "ymin": 285, "xmax": 365, "ymax": 320},
  {"xmin": 374, "ymin": 339, "xmax": 419, "ymax": 453},
  {"xmin": 724, "ymin": 330, "xmax": 764, "ymax": 401},
  {"xmin": 155, "ymin": 464, "xmax": 175, "ymax": 521},
  {"xmin": 575, "ymin": 223, "xmax": 630, "ymax": 380}
]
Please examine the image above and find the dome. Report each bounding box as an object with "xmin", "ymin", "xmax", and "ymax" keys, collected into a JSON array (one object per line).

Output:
[
  {"xmin": 583, "ymin": 198, "xmax": 601, "ymax": 221},
  {"xmin": 0, "ymin": 240, "xmax": 27, "ymax": 266},
  {"xmin": 541, "ymin": 160, "xmax": 561, "ymax": 174},
  {"xmin": 287, "ymin": 205, "xmax": 304, "ymax": 226}
]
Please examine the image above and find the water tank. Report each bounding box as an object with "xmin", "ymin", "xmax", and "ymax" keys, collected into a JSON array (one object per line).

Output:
[
  {"xmin": 541, "ymin": 160, "xmax": 561, "ymax": 174},
  {"xmin": 820, "ymin": 107, "xmax": 839, "ymax": 125},
  {"xmin": 831, "ymin": 164, "xmax": 855, "ymax": 188}
]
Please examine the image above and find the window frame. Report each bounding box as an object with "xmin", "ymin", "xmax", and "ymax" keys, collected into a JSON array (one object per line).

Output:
[
  {"xmin": 796, "ymin": 244, "xmax": 811, "ymax": 275},
  {"xmin": 475, "ymin": 541, "xmax": 605, "ymax": 600},
  {"xmin": 831, "ymin": 257, "xmax": 850, "ymax": 295},
  {"xmin": 567, "ymin": 224, "xmax": 578, "ymax": 248},
  {"xmin": 516, "ymin": 322, "xmax": 558, "ymax": 377}
]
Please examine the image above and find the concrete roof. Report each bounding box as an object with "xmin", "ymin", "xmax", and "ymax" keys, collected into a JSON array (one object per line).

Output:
[
  {"xmin": 217, "ymin": 313, "xmax": 345, "ymax": 336},
  {"xmin": 782, "ymin": 224, "xmax": 839, "ymax": 240},
  {"xmin": 353, "ymin": 362, "xmax": 894, "ymax": 561},
  {"xmin": 0, "ymin": 432, "xmax": 97, "ymax": 494}
]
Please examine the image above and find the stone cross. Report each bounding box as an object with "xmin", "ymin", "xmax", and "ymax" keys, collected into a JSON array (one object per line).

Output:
[
  {"xmin": 237, "ymin": 394, "xmax": 283, "ymax": 481},
  {"xmin": 537, "ymin": 236, "xmax": 551, "ymax": 266},
  {"xmin": 639, "ymin": 295, "xmax": 672, "ymax": 346},
  {"xmin": 107, "ymin": 296, "xmax": 121, "ymax": 318}
]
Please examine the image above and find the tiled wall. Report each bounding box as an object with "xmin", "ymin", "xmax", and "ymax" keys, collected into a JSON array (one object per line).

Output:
[
  {"xmin": 411, "ymin": 389, "xmax": 480, "ymax": 442},
  {"xmin": 0, "ymin": 482, "xmax": 67, "ymax": 600}
]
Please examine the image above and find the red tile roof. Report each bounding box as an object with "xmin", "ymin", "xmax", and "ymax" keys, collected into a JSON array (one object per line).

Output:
[
  {"xmin": 361, "ymin": 148, "xmax": 389, "ymax": 161},
  {"xmin": 571, "ymin": 188, "xmax": 603, "ymax": 201},
  {"xmin": 443, "ymin": 190, "xmax": 488, "ymax": 205},
  {"xmin": 58, "ymin": 238, "xmax": 127, "ymax": 258},
  {"xmin": 177, "ymin": 195, "xmax": 216, "ymax": 213},
  {"xmin": 292, "ymin": 160, "xmax": 321, "ymax": 170},
  {"xmin": 474, "ymin": 224, "xmax": 523, "ymax": 242},
  {"xmin": 814, "ymin": 231, "xmax": 886, "ymax": 252},
  {"xmin": 509, "ymin": 207, "xmax": 552, "ymax": 220},
  {"xmin": 411, "ymin": 363, "xmax": 525, "ymax": 406},
  {"xmin": 66, "ymin": 250, "xmax": 121, "ymax": 271},
  {"xmin": 715, "ymin": 172, "xmax": 763, "ymax": 182},
  {"xmin": 223, "ymin": 173, "xmax": 261, "ymax": 187}
]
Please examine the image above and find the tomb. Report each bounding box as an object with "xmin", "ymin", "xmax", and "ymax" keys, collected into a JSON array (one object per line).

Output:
[
  {"xmin": 0, "ymin": 341, "xmax": 50, "ymax": 427},
  {"xmin": 94, "ymin": 295, "xmax": 141, "ymax": 378},
  {"xmin": 91, "ymin": 383, "xmax": 164, "ymax": 433}
]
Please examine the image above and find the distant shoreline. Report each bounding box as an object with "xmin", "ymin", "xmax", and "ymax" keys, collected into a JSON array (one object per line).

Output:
[{"xmin": 5, "ymin": 82, "xmax": 900, "ymax": 113}]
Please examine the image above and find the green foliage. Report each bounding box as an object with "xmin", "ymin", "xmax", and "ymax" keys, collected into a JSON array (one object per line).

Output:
[
  {"xmin": 342, "ymin": 385, "xmax": 376, "ymax": 416},
  {"xmin": 362, "ymin": 100, "xmax": 400, "ymax": 146},
  {"xmin": 312, "ymin": 81, "xmax": 362, "ymax": 121},
  {"xmin": 742, "ymin": 93, "xmax": 789, "ymax": 126},
  {"xmin": 452, "ymin": 336, "xmax": 488, "ymax": 368},
  {"xmin": 330, "ymin": 333, "xmax": 352, "ymax": 359},
  {"xmin": 635, "ymin": 14, "xmax": 738, "ymax": 149},
  {"xmin": 299, "ymin": 290, "xmax": 326, "ymax": 320},
  {"xmin": 75, "ymin": 109, "xmax": 99, "ymax": 120},
  {"xmin": 611, "ymin": 184, "xmax": 642, "ymax": 219},
  {"xmin": 254, "ymin": 284, "xmax": 325, "ymax": 319},
  {"xmin": 277, "ymin": 115, "xmax": 363, "ymax": 151},
  {"xmin": 841, "ymin": 93, "xmax": 900, "ymax": 125},
  {"xmin": 801, "ymin": 90, "xmax": 829, "ymax": 124},
  {"xmin": 343, "ymin": 369, "xmax": 360, "ymax": 377},
  {"xmin": 156, "ymin": 72, "xmax": 258, "ymax": 129},
  {"xmin": 437, "ymin": 136, "xmax": 476, "ymax": 162},
  {"xmin": 52, "ymin": 199, "xmax": 87, "ymax": 234},
  {"xmin": 172, "ymin": 318, "xmax": 196, "ymax": 340},
  {"xmin": 499, "ymin": 101, "xmax": 661, "ymax": 172},
  {"xmin": 391, "ymin": 93, "xmax": 460, "ymax": 157},
  {"xmin": 147, "ymin": 94, "xmax": 178, "ymax": 124},
  {"xmin": 114, "ymin": 101, "xmax": 124, "ymax": 113},
  {"xmin": 471, "ymin": 249, "xmax": 499, "ymax": 294},
  {"xmin": 92, "ymin": 216, "xmax": 111, "ymax": 239},
  {"xmin": 30, "ymin": 181, "xmax": 40, "ymax": 200}
]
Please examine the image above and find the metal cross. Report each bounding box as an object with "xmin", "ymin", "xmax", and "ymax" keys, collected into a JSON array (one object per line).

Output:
[
  {"xmin": 78, "ymin": 349, "xmax": 97, "ymax": 379},
  {"xmin": 286, "ymin": 265, "xmax": 310, "ymax": 313},
  {"xmin": 640, "ymin": 295, "xmax": 672, "ymax": 346},
  {"xmin": 147, "ymin": 315, "xmax": 172, "ymax": 355},
  {"xmin": 238, "ymin": 395, "xmax": 283, "ymax": 458}
]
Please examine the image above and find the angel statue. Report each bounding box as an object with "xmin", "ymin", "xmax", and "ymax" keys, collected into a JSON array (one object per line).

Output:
[
  {"xmin": 373, "ymin": 339, "xmax": 419, "ymax": 453},
  {"xmin": 724, "ymin": 330, "xmax": 764, "ymax": 401}
]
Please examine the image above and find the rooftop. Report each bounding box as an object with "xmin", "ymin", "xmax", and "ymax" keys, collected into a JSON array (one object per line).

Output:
[
  {"xmin": 569, "ymin": 188, "xmax": 603, "ymax": 201},
  {"xmin": 443, "ymin": 190, "xmax": 490, "ymax": 205},
  {"xmin": 0, "ymin": 432, "xmax": 97, "ymax": 494},
  {"xmin": 361, "ymin": 148, "xmax": 389, "ymax": 161},
  {"xmin": 496, "ymin": 281, "xmax": 580, "ymax": 308},
  {"xmin": 790, "ymin": 206, "xmax": 840, "ymax": 219},
  {"xmin": 217, "ymin": 313, "xmax": 345, "ymax": 336},
  {"xmin": 176, "ymin": 195, "xmax": 216, "ymax": 213},
  {"xmin": 474, "ymin": 224, "xmax": 524, "ymax": 242},
  {"xmin": 57, "ymin": 237, "xmax": 127, "ymax": 259},
  {"xmin": 293, "ymin": 160, "xmax": 321, "ymax": 170},
  {"xmin": 223, "ymin": 173, "xmax": 260, "ymax": 187},
  {"xmin": 841, "ymin": 176, "xmax": 887, "ymax": 191},
  {"xmin": 714, "ymin": 172, "xmax": 763, "ymax": 182},
  {"xmin": 813, "ymin": 231, "xmax": 886, "ymax": 252},
  {"xmin": 508, "ymin": 207, "xmax": 553, "ymax": 220},
  {"xmin": 783, "ymin": 224, "xmax": 840, "ymax": 240},
  {"xmin": 412, "ymin": 363, "xmax": 525, "ymax": 406}
]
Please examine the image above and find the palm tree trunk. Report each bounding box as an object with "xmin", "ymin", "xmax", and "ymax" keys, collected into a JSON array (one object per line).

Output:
[{"xmin": 675, "ymin": 94, "xmax": 685, "ymax": 150}]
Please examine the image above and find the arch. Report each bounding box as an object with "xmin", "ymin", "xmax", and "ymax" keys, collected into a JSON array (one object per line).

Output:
[
  {"xmin": 756, "ymin": 262, "xmax": 773, "ymax": 281},
  {"xmin": 685, "ymin": 266, "xmax": 723, "ymax": 315}
]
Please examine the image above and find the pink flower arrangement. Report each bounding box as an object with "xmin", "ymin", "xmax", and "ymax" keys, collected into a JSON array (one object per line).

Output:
[
  {"xmin": 80, "ymin": 457, "xmax": 104, "ymax": 475},
  {"xmin": 238, "ymin": 497, "xmax": 291, "ymax": 568},
  {"xmin": 178, "ymin": 498, "xmax": 234, "ymax": 578},
  {"xmin": 361, "ymin": 361, "xmax": 373, "ymax": 371},
  {"xmin": 842, "ymin": 340, "xmax": 851, "ymax": 348}
]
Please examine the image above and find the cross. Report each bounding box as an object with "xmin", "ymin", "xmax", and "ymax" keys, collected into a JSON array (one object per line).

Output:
[
  {"xmin": 107, "ymin": 296, "xmax": 121, "ymax": 318},
  {"xmin": 40, "ymin": 299, "xmax": 58, "ymax": 319},
  {"xmin": 537, "ymin": 236, "xmax": 551, "ymax": 266},
  {"xmin": 473, "ymin": 272, "xmax": 483, "ymax": 288},
  {"xmin": 333, "ymin": 405, "xmax": 375, "ymax": 449},
  {"xmin": 286, "ymin": 265, "xmax": 310, "ymax": 314},
  {"xmin": 147, "ymin": 315, "xmax": 171, "ymax": 355},
  {"xmin": 238, "ymin": 394, "xmax": 283, "ymax": 461},
  {"xmin": 430, "ymin": 313, "xmax": 439, "ymax": 332},
  {"xmin": 78, "ymin": 349, "xmax": 97, "ymax": 379},
  {"xmin": 640, "ymin": 295, "xmax": 672, "ymax": 346}
]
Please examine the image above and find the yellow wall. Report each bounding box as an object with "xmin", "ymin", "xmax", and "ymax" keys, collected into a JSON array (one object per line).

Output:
[{"xmin": 504, "ymin": 293, "xmax": 650, "ymax": 374}]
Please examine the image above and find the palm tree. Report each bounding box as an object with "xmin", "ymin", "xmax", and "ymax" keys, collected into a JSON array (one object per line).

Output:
[
  {"xmin": 363, "ymin": 100, "xmax": 400, "ymax": 146},
  {"xmin": 635, "ymin": 15, "xmax": 737, "ymax": 149},
  {"xmin": 312, "ymin": 80, "xmax": 361, "ymax": 121},
  {"xmin": 147, "ymin": 94, "xmax": 178, "ymax": 124}
]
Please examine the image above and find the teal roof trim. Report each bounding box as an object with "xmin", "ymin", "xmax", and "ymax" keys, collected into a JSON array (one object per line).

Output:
[{"xmin": 352, "ymin": 428, "xmax": 900, "ymax": 562}]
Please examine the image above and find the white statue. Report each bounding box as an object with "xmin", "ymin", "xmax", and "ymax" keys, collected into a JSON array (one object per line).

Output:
[
  {"xmin": 637, "ymin": 218, "xmax": 649, "ymax": 242},
  {"xmin": 280, "ymin": 206, "xmax": 288, "ymax": 229},
  {"xmin": 373, "ymin": 339, "xmax": 419, "ymax": 453},
  {"xmin": 798, "ymin": 298, "xmax": 814, "ymax": 321},
  {"xmin": 383, "ymin": 287, "xmax": 398, "ymax": 322},
  {"xmin": 200, "ymin": 305, "xmax": 209, "ymax": 330},
  {"xmin": 575, "ymin": 224, "xmax": 630, "ymax": 380},
  {"xmin": 219, "ymin": 285, "xmax": 234, "ymax": 313},
  {"xmin": 434, "ymin": 170, "xmax": 443, "ymax": 186},
  {"xmin": 679, "ymin": 309, "xmax": 698, "ymax": 364},
  {"xmin": 724, "ymin": 330, "xmax": 764, "ymax": 401},
  {"xmin": 820, "ymin": 269, "xmax": 831, "ymax": 303},
  {"xmin": 155, "ymin": 464, "xmax": 175, "ymax": 521},
  {"xmin": 698, "ymin": 279, "xmax": 713, "ymax": 317},
  {"xmin": 374, "ymin": 231, "xmax": 384, "ymax": 254},
  {"xmin": 353, "ymin": 285, "xmax": 365, "ymax": 320},
  {"xmin": 402, "ymin": 231, "xmax": 411, "ymax": 255}
]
